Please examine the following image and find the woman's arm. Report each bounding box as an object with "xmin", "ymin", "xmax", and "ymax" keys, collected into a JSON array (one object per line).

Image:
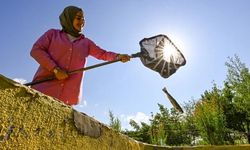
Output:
[{"xmin": 30, "ymin": 29, "xmax": 57, "ymax": 72}]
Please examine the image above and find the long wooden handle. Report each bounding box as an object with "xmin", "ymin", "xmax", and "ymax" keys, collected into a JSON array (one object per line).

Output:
[
  {"xmin": 24, "ymin": 59, "xmax": 121, "ymax": 86},
  {"xmin": 25, "ymin": 52, "xmax": 142, "ymax": 86}
]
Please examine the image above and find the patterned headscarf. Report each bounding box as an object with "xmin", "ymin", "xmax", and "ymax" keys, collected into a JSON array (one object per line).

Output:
[{"xmin": 59, "ymin": 6, "xmax": 82, "ymax": 37}]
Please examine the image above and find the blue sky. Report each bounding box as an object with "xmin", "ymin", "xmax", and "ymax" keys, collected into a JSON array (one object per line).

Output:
[{"xmin": 1, "ymin": 0, "xmax": 250, "ymax": 129}]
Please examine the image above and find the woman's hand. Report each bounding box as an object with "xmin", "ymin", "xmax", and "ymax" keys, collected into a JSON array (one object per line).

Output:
[
  {"xmin": 53, "ymin": 67, "xmax": 69, "ymax": 80},
  {"xmin": 117, "ymin": 54, "xmax": 131, "ymax": 63}
]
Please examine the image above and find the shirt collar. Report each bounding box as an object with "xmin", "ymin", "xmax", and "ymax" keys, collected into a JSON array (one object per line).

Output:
[{"xmin": 61, "ymin": 30, "xmax": 85, "ymax": 40}]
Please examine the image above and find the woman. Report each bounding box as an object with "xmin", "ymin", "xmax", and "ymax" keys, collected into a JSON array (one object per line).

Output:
[{"xmin": 30, "ymin": 6, "xmax": 130, "ymax": 105}]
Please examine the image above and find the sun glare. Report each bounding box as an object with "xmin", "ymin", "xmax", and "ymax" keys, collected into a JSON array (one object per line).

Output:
[{"xmin": 162, "ymin": 41, "xmax": 178, "ymax": 62}]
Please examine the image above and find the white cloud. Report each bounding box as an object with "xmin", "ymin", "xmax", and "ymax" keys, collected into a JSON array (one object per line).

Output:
[
  {"xmin": 13, "ymin": 78, "xmax": 27, "ymax": 84},
  {"xmin": 126, "ymin": 112, "xmax": 150, "ymax": 124},
  {"xmin": 73, "ymin": 100, "xmax": 87, "ymax": 111},
  {"xmin": 120, "ymin": 112, "xmax": 150, "ymax": 130},
  {"xmin": 82, "ymin": 100, "xmax": 87, "ymax": 106}
]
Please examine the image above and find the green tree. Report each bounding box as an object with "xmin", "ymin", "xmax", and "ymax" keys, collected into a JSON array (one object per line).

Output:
[
  {"xmin": 194, "ymin": 85, "xmax": 227, "ymax": 145},
  {"xmin": 108, "ymin": 110, "xmax": 121, "ymax": 132},
  {"xmin": 149, "ymin": 104, "xmax": 190, "ymax": 146},
  {"xmin": 225, "ymin": 55, "xmax": 250, "ymax": 143},
  {"xmin": 183, "ymin": 100, "xmax": 200, "ymax": 145},
  {"xmin": 220, "ymin": 82, "xmax": 238, "ymax": 144},
  {"xmin": 149, "ymin": 104, "xmax": 169, "ymax": 145},
  {"xmin": 125, "ymin": 103, "xmax": 195, "ymax": 146},
  {"xmin": 123, "ymin": 55, "xmax": 250, "ymax": 145},
  {"xmin": 122, "ymin": 119, "xmax": 151, "ymax": 143}
]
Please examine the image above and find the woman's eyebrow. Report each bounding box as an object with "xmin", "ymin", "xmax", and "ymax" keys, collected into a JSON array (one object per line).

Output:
[{"xmin": 75, "ymin": 15, "xmax": 83, "ymax": 18}]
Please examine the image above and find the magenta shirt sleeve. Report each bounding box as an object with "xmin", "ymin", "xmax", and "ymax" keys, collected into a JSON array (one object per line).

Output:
[
  {"xmin": 30, "ymin": 29, "xmax": 57, "ymax": 71},
  {"xmin": 88, "ymin": 39, "xmax": 118, "ymax": 61}
]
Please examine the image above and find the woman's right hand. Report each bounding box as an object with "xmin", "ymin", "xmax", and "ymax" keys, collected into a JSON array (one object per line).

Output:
[
  {"xmin": 117, "ymin": 54, "xmax": 131, "ymax": 63},
  {"xmin": 53, "ymin": 67, "xmax": 69, "ymax": 80}
]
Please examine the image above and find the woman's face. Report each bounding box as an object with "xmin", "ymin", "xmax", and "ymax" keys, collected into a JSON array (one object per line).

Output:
[{"xmin": 73, "ymin": 11, "xmax": 85, "ymax": 32}]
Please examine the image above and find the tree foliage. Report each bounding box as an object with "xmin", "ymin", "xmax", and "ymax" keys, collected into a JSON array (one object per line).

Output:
[
  {"xmin": 225, "ymin": 55, "xmax": 250, "ymax": 143},
  {"xmin": 194, "ymin": 85, "xmax": 227, "ymax": 145},
  {"xmin": 110, "ymin": 55, "xmax": 250, "ymax": 145},
  {"xmin": 108, "ymin": 110, "xmax": 121, "ymax": 132}
]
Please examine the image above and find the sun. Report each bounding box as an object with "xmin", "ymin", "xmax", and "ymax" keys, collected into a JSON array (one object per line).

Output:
[{"xmin": 162, "ymin": 40, "xmax": 179, "ymax": 62}]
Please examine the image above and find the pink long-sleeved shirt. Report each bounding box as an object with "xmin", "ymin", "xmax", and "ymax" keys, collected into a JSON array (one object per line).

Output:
[{"xmin": 31, "ymin": 29, "xmax": 118, "ymax": 105}]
